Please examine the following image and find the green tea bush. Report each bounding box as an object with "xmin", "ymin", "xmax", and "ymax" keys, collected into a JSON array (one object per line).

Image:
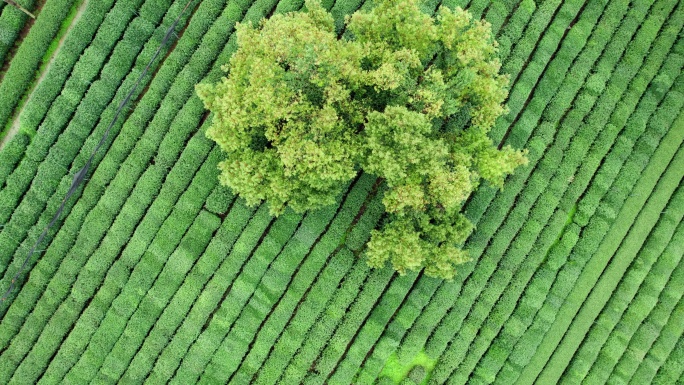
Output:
[
  {"xmin": 0, "ymin": 0, "xmax": 167, "ymax": 278},
  {"xmin": 0, "ymin": 0, "xmax": 37, "ymax": 66},
  {"xmin": 310, "ymin": 268, "xmax": 394, "ymax": 381},
  {"xmin": 241, "ymin": 253, "xmax": 351, "ymax": 383},
  {"xmin": 56, "ymin": 142, "xmax": 217, "ymax": 383},
  {"xmin": 281, "ymin": 253, "xmax": 368, "ymax": 384},
  {"xmin": 0, "ymin": 0, "xmax": 77, "ymax": 128}
]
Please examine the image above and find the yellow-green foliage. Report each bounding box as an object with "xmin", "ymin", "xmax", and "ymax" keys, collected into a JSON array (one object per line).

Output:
[
  {"xmin": 380, "ymin": 350, "xmax": 437, "ymax": 384},
  {"xmin": 197, "ymin": 0, "xmax": 527, "ymax": 279}
]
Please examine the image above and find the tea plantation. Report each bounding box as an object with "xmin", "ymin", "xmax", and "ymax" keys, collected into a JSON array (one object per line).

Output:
[{"xmin": 0, "ymin": 0, "xmax": 682, "ymax": 383}]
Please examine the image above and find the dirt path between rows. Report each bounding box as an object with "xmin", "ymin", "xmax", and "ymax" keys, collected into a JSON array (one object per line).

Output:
[{"xmin": 0, "ymin": 0, "xmax": 88, "ymax": 151}]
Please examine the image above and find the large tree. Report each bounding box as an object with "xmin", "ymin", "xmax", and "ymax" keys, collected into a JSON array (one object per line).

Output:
[{"xmin": 197, "ymin": 0, "xmax": 527, "ymax": 279}]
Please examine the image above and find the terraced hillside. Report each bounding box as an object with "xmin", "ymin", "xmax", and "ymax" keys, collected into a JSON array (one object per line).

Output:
[{"xmin": 0, "ymin": 0, "xmax": 682, "ymax": 384}]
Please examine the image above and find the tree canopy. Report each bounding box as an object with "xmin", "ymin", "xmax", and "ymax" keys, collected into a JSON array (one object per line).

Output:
[{"xmin": 197, "ymin": 0, "xmax": 528, "ymax": 279}]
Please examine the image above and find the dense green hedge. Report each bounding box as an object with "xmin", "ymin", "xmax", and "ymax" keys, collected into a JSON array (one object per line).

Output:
[
  {"xmin": 226, "ymin": 243, "xmax": 352, "ymax": 384},
  {"xmin": 578, "ymin": 185, "xmax": 684, "ymax": 384},
  {"xmin": 0, "ymin": 1, "xmax": 220, "ymax": 380},
  {"xmin": 174, "ymin": 210, "xmax": 305, "ymax": 384},
  {"xmin": 368, "ymin": 0, "xmax": 559, "ymax": 373},
  {"xmin": 428, "ymin": 0, "xmax": 680, "ymax": 378},
  {"xmin": 304, "ymin": 267, "xmax": 394, "ymax": 384},
  {"xmin": 516, "ymin": 82, "xmax": 682, "ymax": 385},
  {"xmin": 160, "ymin": 204, "xmax": 275, "ymax": 385},
  {"xmin": 442, "ymin": 0, "xmax": 673, "ymax": 381},
  {"xmin": 0, "ymin": 0, "xmax": 220, "ymax": 304},
  {"xmin": 629, "ymin": 233, "xmax": 684, "ymax": 382},
  {"xmin": 102, "ymin": 211, "xmax": 221, "ymax": 383},
  {"xmin": 0, "ymin": 0, "xmax": 78, "ymax": 130},
  {"xmin": 231, "ymin": 174, "xmax": 375, "ymax": 384},
  {"xmin": 565, "ymin": 197, "xmax": 681, "ymax": 381},
  {"xmin": 0, "ymin": 0, "xmax": 37, "ymax": 73},
  {"xmin": 392, "ymin": 0, "xmax": 592, "ymax": 373},
  {"xmin": 331, "ymin": 272, "xmax": 419, "ymax": 384},
  {"xmin": 646, "ymin": 256, "xmax": 684, "ymax": 384},
  {"xmin": 0, "ymin": 1, "xmax": 682, "ymax": 383},
  {"xmin": 144, "ymin": 201, "xmax": 257, "ymax": 383},
  {"xmin": 0, "ymin": 0, "xmax": 148, "ymax": 278},
  {"xmin": 293, "ymin": 259, "xmax": 371, "ymax": 383},
  {"xmin": 484, "ymin": 2, "xmax": 682, "ymax": 381},
  {"xmin": 59, "ymin": 142, "xmax": 220, "ymax": 384},
  {"xmin": 0, "ymin": 23, "xmax": 172, "ymax": 344},
  {"xmin": 200, "ymin": 178, "xmax": 374, "ymax": 383}
]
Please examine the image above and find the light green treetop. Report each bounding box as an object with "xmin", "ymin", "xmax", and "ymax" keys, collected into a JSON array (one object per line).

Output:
[{"xmin": 197, "ymin": 0, "xmax": 527, "ymax": 279}]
